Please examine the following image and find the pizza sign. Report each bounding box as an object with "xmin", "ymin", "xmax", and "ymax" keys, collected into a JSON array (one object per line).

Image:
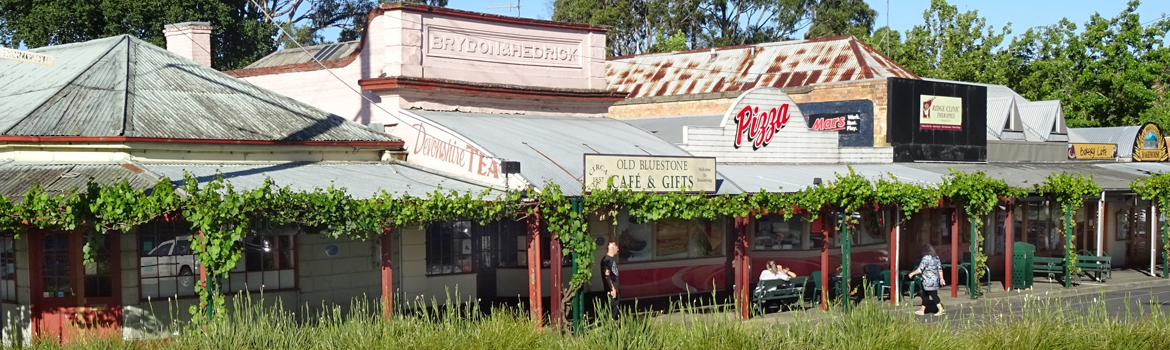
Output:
[{"xmin": 732, "ymin": 104, "xmax": 791, "ymax": 150}]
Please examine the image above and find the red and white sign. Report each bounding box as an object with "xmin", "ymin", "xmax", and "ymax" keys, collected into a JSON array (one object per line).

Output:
[{"xmin": 732, "ymin": 105, "xmax": 791, "ymax": 150}]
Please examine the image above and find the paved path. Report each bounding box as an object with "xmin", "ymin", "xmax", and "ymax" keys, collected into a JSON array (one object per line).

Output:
[{"xmin": 921, "ymin": 284, "xmax": 1170, "ymax": 325}]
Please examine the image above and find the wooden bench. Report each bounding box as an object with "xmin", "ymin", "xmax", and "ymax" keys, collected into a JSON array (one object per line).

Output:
[
  {"xmin": 1033, "ymin": 257, "xmax": 1066, "ymax": 282},
  {"xmin": 753, "ymin": 276, "xmax": 808, "ymax": 315},
  {"xmin": 1075, "ymin": 250, "xmax": 1112, "ymax": 282}
]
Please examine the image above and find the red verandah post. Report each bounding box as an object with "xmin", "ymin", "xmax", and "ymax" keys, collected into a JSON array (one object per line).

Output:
[
  {"xmin": 889, "ymin": 208, "xmax": 899, "ymax": 305},
  {"xmin": 734, "ymin": 216, "xmax": 751, "ymax": 320},
  {"xmin": 821, "ymin": 214, "xmax": 831, "ymax": 311},
  {"xmin": 381, "ymin": 228, "xmax": 394, "ymax": 319},
  {"xmin": 550, "ymin": 239, "xmax": 563, "ymax": 328},
  {"xmin": 527, "ymin": 207, "xmax": 543, "ymax": 328}
]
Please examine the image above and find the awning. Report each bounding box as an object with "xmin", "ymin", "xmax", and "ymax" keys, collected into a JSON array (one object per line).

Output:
[
  {"xmin": 0, "ymin": 161, "xmax": 500, "ymax": 200},
  {"xmin": 413, "ymin": 111, "xmax": 734, "ymax": 195}
]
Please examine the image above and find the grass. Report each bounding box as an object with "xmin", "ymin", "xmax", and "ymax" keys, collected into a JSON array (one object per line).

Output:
[{"xmin": 17, "ymin": 291, "xmax": 1170, "ymax": 350}]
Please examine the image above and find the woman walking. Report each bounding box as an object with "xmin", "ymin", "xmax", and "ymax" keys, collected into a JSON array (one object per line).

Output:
[{"xmin": 907, "ymin": 243, "xmax": 946, "ymax": 316}]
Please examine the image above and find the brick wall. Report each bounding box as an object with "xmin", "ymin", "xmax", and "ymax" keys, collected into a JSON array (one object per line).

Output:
[
  {"xmin": 297, "ymin": 236, "xmax": 381, "ymax": 313},
  {"xmin": 789, "ymin": 79, "xmax": 890, "ymax": 147}
]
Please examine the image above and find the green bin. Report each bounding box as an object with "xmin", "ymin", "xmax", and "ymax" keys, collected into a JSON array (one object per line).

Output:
[{"xmin": 1012, "ymin": 242, "xmax": 1035, "ymax": 290}]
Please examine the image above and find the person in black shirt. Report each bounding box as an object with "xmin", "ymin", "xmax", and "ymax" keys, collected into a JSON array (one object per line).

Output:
[{"xmin": 600, "ymin": 241, "xmax": 619, "ymax": 318}]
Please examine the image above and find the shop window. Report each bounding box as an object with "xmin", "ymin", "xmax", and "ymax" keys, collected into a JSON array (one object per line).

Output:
[
  {"xmin": 426, "ymin": 221, "xmax": 473, "ymax": 275},
  {"xmin": 855, "ymin": 211, "xmax": 888, "ymax": 246},
  {"xmin": 616, "ymin": 211, "xmax": 726, "ymax": 263},
  {"xmin": 139, "ymin": 220, "xmax": 199, "ymax": 299},
  {"xmin": 224, "ymin": 235, "xmax": 296, "ymax": 293},
  {"xmin": 0, "ymin": 236, "xmax": 14, "ymax": 301},
  {"xmin": 755, "ymin": 215, "xmax": 804, "ymax": 250}
]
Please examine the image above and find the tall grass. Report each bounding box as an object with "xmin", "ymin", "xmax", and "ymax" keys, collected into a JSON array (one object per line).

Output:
[{"xmin": 21, "ymin": 291, "xmax": 1170, "ymax": 350}]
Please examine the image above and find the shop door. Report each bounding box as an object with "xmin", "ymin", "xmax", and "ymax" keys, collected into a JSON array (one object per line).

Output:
[
  {"xmin": 30, "ymin": 231, "xmax": 121, "ymax": 342},
  {"xmin": 1127, "ymin": 207, "xmax": 1151, "ymax": 268},
  {"xmin": 475, "ymin": 224, "xmax": 497, "ymax": 304}
]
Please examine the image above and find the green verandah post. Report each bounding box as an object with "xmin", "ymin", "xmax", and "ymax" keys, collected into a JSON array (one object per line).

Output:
[
  {"xmin": 570, "ymin": 196, "xmax": 584, "ymax": 334},
  {"xmin": 969, "ymin": 216, "xmax": 978, "ymax": 299},
  {"xmin": 840, "ymin": 213, "xmax": 851, "ymax": 313},
  {"xmin": 1065, "ymin": 204, "xmax": 1074, "ymax": 288}
]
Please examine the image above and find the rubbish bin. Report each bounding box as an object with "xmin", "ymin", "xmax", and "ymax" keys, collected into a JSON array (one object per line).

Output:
[{"xmin": 1012, "ymin": 242, "xmax": 1035, "ymax": 290}]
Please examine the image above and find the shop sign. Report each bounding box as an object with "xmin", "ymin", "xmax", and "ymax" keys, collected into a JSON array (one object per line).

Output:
[
  {"xmin": 1132, "ymin": 122, "xmax": 1168, "ymax": 162},
  {"xmin": 584, "ymin": 154, "xmax": 716, "ymax": 193},
  {"xmin": 732, "ymin": 104, "xmax": 791, "ymax": 150},
  {"xmin": 919, "ymin": 95, "xmax": 963, "ymax": 131},
  {"xmin": 425, "ymin": 26, "xmax": 581, "ymax": 68},
  {"xmin": 1068, "ymin": 143, "xmax": 1116, "ymax": 160},
  {"xmin": 807, "ymin": 113, "xmax": 861, "ymax": 133}
]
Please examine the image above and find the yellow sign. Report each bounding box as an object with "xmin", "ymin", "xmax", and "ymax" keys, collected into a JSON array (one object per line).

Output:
[
  {"xmin": 0, "ymin": 47, "xmax": 53, "ymax": 66},
  {"xmin": 1132, "ymin": 123, "xmax": 1168, "ymax": 162},
  {"xmin": 919, "ymin": 95, "xmax": 963, "ymax": 130},
  {"xmin": 584, "ymin": 154, "xmax": 717, "ymax": 193},
  {"xmin": 1068, "ymin": 143, "xmax": 1116, "ymax": 160}
]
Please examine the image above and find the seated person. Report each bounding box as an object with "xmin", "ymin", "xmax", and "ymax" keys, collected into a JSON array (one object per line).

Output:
[{"xmin": 758, "ymin": 260, "xmax": 798, "ymax": 291}]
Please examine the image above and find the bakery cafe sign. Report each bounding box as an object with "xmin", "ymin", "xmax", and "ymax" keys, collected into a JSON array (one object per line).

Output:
[
  {"xmin": 1132, "ymin": 122, "xmax": 1168, "ymax": 162},
  {"xmin": 584, "ymin": 154, "xmax": 717, "ymax": 193}
]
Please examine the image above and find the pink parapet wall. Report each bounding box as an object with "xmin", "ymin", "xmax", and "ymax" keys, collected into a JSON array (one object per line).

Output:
[{"xmin": 228, "ymin": 3, "xmax": 614, "ymax": 123}]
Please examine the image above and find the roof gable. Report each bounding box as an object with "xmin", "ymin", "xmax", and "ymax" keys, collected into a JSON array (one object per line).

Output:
[{"xmin": 0, "ymin": 35, "xmax": 397, "ymax": 142}]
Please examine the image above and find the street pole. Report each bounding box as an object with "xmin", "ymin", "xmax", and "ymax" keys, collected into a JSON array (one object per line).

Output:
[{"xmin": 1163, "ymin": 196, "xmax": 1168, "ymax": 279}]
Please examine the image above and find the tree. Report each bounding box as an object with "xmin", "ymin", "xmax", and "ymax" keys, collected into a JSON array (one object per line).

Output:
[
  {"xmin": 1007, "ymin": 1, "xmax": 1170, "ymax": 128},
  {"xmin": 0, "ymin": 0, "xmax": 277, "ymax": 70},
  {"xmin": 864, "ymin": 0, "xmax": 1011, "ymax": 84},
  {"xmin": 553, "ymin": 0, "xmax": 853, "ymax": 56},
  {"xmin": 805, "ymin": 0, "xmax": 876, "ymax": 39},
  {"xmin": 259, "ymin": 0, "xmax": 378, "ymax": 47}
]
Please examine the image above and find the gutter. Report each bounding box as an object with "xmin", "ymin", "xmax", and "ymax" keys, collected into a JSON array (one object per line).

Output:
[{"xmin": 0, "ymin": 136, "xmax": 405, "ymax": 148}]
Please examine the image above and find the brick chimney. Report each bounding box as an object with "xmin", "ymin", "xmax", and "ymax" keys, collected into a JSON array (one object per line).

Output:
[{"xmin": 164, "ymin": 22, "xmax": 212, "ymax": 67}]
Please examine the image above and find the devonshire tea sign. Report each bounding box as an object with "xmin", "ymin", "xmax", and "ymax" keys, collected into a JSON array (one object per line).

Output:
[
  {"xmin": 919, "ymin": 95, "xmax": 963, "ymax": 131},
  {"xmin": 584, "ymin": 154, "xmax": 716, "ymax": 193}
]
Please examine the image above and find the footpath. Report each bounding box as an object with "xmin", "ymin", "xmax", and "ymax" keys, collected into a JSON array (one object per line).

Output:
[{"xmin": 655, "ymin": 268, "xmax": 1170, "ymax": 325}]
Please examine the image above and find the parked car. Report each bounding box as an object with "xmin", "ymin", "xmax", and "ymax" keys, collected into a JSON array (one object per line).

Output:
[{"xmin": 140, "ymin": 236, "xmax": 199, "ymax": 284}]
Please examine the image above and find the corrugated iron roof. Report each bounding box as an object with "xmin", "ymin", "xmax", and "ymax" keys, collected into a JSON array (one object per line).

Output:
[
  {"xmin": 621, "ymin": 114, "xmax": 723, "ymax": 145},
  {"xmin": 410, "ymin": 111, "xmax": 729, "ymax": 195},
  {"xmin": 245, "ymin": 41, "xmax": 360, "ymax": 69},
  {"xmin": 901, "ymin": 163, "xmax": 1138, "ymax": 191},
  {"xmin": 1069, "ymin": 126, "xmax": 1141, "ymax": 158},
  {"xmin": 0, "ymin": 35, "xmax": 396, "ymax": 142},
  {"xmin": 717, "ymin": 163, "xmax": 944, "ymax": 193},
  {"xmin": 606, "ymin": 36, "xmax": 918, "ymax": 99},
  {"xmin": 1018, "ymin": 100, "xmax": 1065, "ymax": 142},
  {"xmin": 139, "ymin": 161, "xmax": 500, "ymax": 199},
  {"xmin": 0, "ymin": 162, "xmax": 156, "ymax": 200},
  {"xmin": 717, "ymin": 162, "xmax": 1144, "ymax": 194}
]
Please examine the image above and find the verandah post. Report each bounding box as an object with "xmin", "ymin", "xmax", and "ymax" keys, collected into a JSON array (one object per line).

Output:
[
  {"xmin": 969, "ymin": 215, "xmax": 978, "ymax": 299},
  {"xmin": 889, "ymin": 208, "xmax": 899, "ymax": 305},
  {"xmin": 733, "ymin": 216, "xmax": 750, "ymax": 320},
  {"xmin": 1065, "ymin": 204, "xmax": 1073, "ymax": 288},
  {"xmin": 381, "ymin": 228, "xmax": 394, "ymax": 319},
  {"xmin": 527, "ymin": 207, "xmax": 543, "ymax": 328},
  {"xmin": 820, "ymin": 213, "xmax": 831, "ymax": 311},
  {"xmin": 951, "ymin": 208, "xmax": 959, "ymax": 298},
  {"xmin": 570, "ymin": 197, "xmax": 585, "ymax": 334},
  {"xmin": 840, "ymin": 213, "xmax": 851, "ymax": 313},
  {"xmin": 550, "ymin": 238, "xmax": 563, "ymax": 328},
  {"xmin": 1005, "ymin": 200, "xmax": 1014, "ymax": 291},
  {"xmin": 1163, "ymin": 195, "xmax": 1169, "ymax": 279}
]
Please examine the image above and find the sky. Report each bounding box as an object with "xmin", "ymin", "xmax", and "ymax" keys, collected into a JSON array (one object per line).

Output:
[{"xmin": 443, "ymin": 0, "xmax": 1170, "ymax": 42}]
